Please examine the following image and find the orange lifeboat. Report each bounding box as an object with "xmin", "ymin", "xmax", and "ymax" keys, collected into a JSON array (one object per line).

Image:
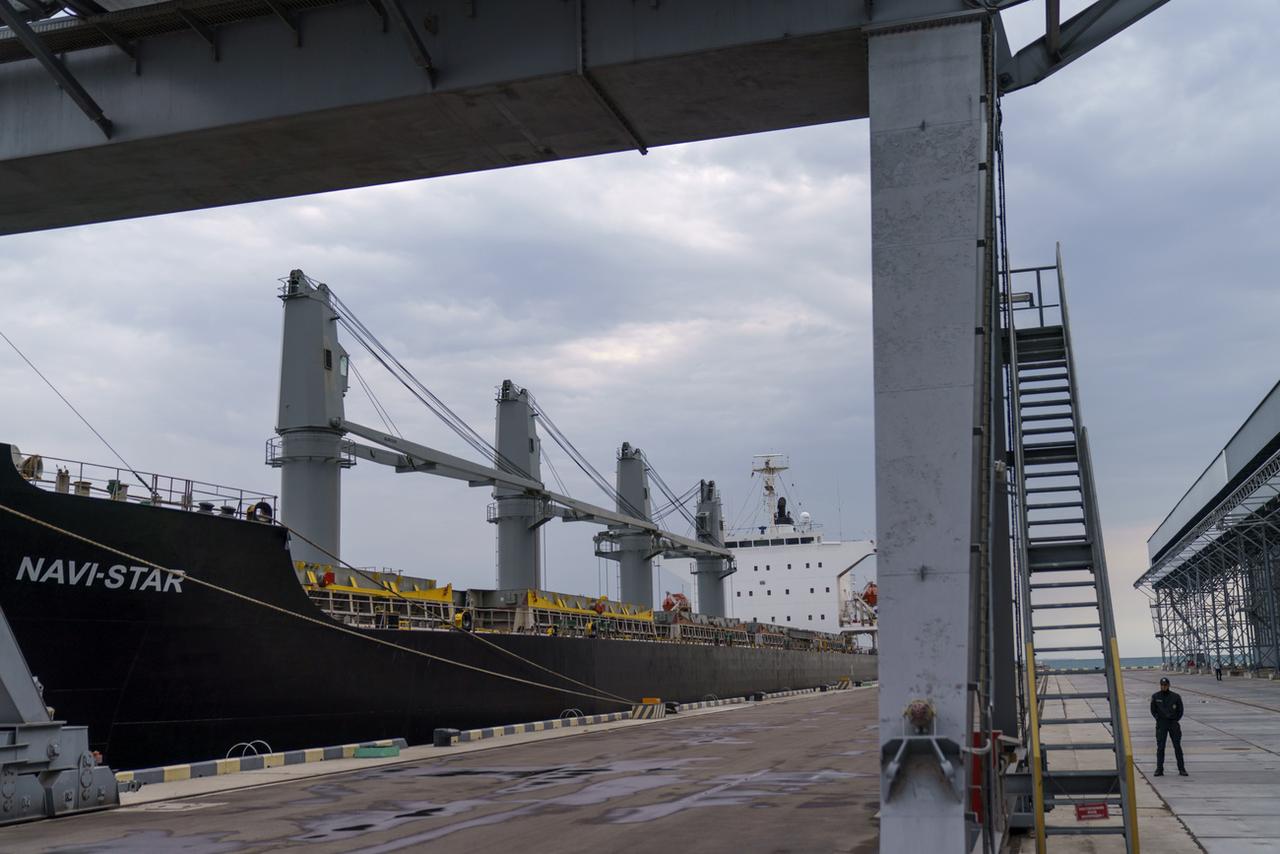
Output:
[{"xmin": 662, "ymin": 592, "xmax": 691, "ymax": 613}]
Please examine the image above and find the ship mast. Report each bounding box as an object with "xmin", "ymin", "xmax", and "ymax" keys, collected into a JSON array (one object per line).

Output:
[{"xmin": 751, "ymin": 453, "xmax": 788, "ymax": 530}]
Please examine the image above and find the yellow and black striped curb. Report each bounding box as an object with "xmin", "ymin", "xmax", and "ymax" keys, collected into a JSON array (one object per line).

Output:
[
  {"xmin": 630, "ymin": 701, "xmax": 666, "ymax": 720},
  {"xmin": 674, "ymin": 697, "xmax": 747, "ymax": 712},
  {"xmin": 754, "ymin": 681, "xmax": 877, "ymax": 701},
  {"xmin": 434, "ymin": 711, "xmax": 631, "ymax": 746},
  {"xmin": 763, "ymin": 687, "xmax": 824, "ymax": 699},
  {"xmin": 115, "ymin": 738, "xmax": 407, "ymax": 786}
]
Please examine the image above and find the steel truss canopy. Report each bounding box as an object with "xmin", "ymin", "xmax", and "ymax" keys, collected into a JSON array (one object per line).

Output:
[
  {"xmin": 1137, "ymin": 381, "xmax": 1280, "ymax": 673},
  {"xmin": 1140, "ymin": 380, "xmax": 1280, "ymax": 589},
  {"xmin": 0, "ymin": 0, "xmax": 1167, "ymax": 235},
  {"xmin": 340, "ymin": 418, "xmax": 732, "ymax": 562}
]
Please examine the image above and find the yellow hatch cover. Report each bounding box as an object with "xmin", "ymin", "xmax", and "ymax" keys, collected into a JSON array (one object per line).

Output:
[{"xmin": 527, "ymin": 591, "xmax": 654, "ymax": 622}]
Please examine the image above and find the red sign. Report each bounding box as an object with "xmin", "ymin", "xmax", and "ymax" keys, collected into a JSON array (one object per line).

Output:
[{"xmin": 1075, "ymin": 803, "xmax": 1110, "ymax": 821}]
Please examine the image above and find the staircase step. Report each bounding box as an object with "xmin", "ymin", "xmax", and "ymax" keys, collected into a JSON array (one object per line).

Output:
[
  {"xmin": 1035, "ymin": 622, "xmax": 1102, "ymax": 631},
  {"xmin": 1021, "ymin": 412, "xmax": 1076, "ymax": 423},
  {"xmin": 1021, "ymin": 398, "xmax": 1074, "ymax": 409},
  {"xmin": 1028, "ymin": 536, "xmax": 1090, "ymax": 544},
  {"xmin": 1030, "ymin": 581, "xmax": 1096, "ymax": 590},
  {"xmin": 1040, "ymin": 691, "xmax": 1110, "ymax": 700},
  {"xmin": 1045, "ymin": 795, "xmax": 1123, "ymax": 806},
  {"xmin": 1021, "ymin": 371, "xmax": 1069, "ymax": 383},
  {"xmin": 1046, "ymin": 769, "xmax": 1119, "ymax": 778},
  {"xmin": 1039, "ymin": 716, "xmax": 1111, "ymax": 725},
  {"xmin": 1017, "ymin": 340, "xmax": 1066, "ymax": 353},
  {"xmin": 1024, "ymin": 469, "xmax": 1080, "ymax": 479},
  {"xmin": 1027, "ymin": 517, "xmax": 1086, "ymax": 526},
  {"xmin": 1030, "ymin": 601, "xmax": 1098, "ymax": 610},
  {"xmin": 1023, "ymin": 442, "xmax": 1079, "ymax": 464},
  {"xmin": 1027, "ymin": 501, "xmax": 1084, "ymax": 510},
  {"xmin": 1019, "ymin": 385, "xmax": 1071, "ymax": 396},
  {"xmin": 1017, "ymin": 347, "xmax": 1067, "ymax": 359},
  {"xmin": 1026, "ymin": 485, "xmax": 1081, "ymax": 493},
  {"xmin": 1042, "ymin": 743, "xmax": 1116, "ymax": 752},
  {"xmin": 1022, "ymin": 425, "xmax": 1075, "ymax": 436},
  {"xmin": 1045, "ymin": 827, "xmax": 1127, "ymax": 837},
  {"xmin": 1027, "ymin": 542, "xmax": 1093, "ymax": 562},
  {"xmin": 1029, "ymin": 562, "xmax": 1094, "ymax": 573}
]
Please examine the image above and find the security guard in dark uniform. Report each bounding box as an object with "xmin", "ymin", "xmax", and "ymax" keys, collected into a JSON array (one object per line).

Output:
[{"xmin": 1150, "ymin": 677, "xmax": 1187, "ymax": 776}]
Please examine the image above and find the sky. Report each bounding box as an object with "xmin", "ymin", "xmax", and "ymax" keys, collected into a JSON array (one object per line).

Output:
[{"xmin": 1, "ymin": 1, "xmax": 1277, "ymax": 658}]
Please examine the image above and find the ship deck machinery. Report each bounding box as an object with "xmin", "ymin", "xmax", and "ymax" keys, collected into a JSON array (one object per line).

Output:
[{"xmin": 293, "ymin": 562, "xmax": 859, "ymax": 651}]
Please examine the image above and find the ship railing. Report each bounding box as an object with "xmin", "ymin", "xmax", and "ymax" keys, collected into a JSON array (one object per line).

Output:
[
  {"xmin": 307, "ymin": 589, "xmax": 452, "ymax": 629},
  {"xmin": 723, "ymin": 527, "xmax": 824, "ymax": 548},
  {"xmin": 524, "ymin": 606, "xmax": 658, "ymax": 640},
  {"xmin": 667, "ymin": 621, "xmax": 750, "ymax": 646},
  {"xmin": 305, "ymin": 586, "xmax": 860, "ymax": 653},
  {"xmin": 18, "ymin": 452, "xmax": 278, "ymax": 518}
]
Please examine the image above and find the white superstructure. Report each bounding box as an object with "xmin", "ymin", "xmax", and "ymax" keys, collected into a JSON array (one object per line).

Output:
[{"xmin": 696, "ymin": 454, "xmax": 876, "ymax": 636}]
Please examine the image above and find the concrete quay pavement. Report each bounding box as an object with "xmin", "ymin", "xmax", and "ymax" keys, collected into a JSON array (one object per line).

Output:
[
  {"xmin": 1124, "ymin": 670, "xmax": 1280, "ymax": 853},
  {"xmin": 0, "ymin": 688, "xmax": 881, "ymax": 854},
  {"xmin": 1022, "ymin": 668, "xmax": 1280, "ymax": 853}
]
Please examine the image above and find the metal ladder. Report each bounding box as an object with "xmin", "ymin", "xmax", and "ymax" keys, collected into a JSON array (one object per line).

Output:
[{"xmin": 1006, "ymin": 246, "xmax": 1139, "ymax": 853}]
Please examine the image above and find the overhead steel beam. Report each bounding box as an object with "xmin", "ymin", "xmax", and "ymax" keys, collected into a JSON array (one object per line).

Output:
[
  {"xmin": 0, "ymin": 0, "xmax": 112, "ymax": 137},
  {"xmin": 1046, "ymin": 0, "xmax": 1061, "ymax": 57},
  {"xmin": 175, "ymin": 7, "xmax": 219, "ymax": 61},
  {"xmin": 260, "ymin": 0, "xmax": 301, "ymax": 47},
  {"xmin": 60, "ymin": 0, "xmax": 142, "ymax": 71},
  {"xmin": 364, "ymin": 0, "xmax": 388, "ymax": 33},
  {"xmin": 999, "ymin": 0, "xmax": 1172, "ymax": 93},
  {"xmin": 379, "ymin": 0, "xmax": 435, "ymax": 84},
  {"xmin": 576, "ymin": 0, "xmax": 645, "ymax": 155}
]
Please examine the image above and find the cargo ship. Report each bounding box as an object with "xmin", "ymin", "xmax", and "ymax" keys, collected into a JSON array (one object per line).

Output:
[{"xmin": 0, "ymin": 273, "xmax": 874, "ymax": 771}]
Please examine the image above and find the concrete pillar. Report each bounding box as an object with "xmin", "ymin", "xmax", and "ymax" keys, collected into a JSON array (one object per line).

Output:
[
  {"xmin": 616, "ymin": 443, "xmax": 653, "ymax": 607},
  {"xmin": 492, "ymin": 380, "xmax": 542, "ymax": 590},
  {"xmin": 693, "ymin": 479, "xmax": 729, "ymax": 617},
  {"xmin": 273, "ymin": 271, "xmax": 350, "ymax": 566},
  {"xmin": 868, "ymin": 17, "xmax": 993, "ymax": 852}
]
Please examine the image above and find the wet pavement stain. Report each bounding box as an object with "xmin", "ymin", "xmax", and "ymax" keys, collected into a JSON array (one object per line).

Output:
[
  {"xmin": 600, "ymin": 770, "xmax": 863, "ymax": 824},
  {"xmin": 292, "ymin": 800, "xmax": 485, "ymax": 843}
]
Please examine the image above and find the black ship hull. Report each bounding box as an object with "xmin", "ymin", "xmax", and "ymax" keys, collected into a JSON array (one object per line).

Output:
[{"xmin": 0, "ymin": 450, "xmax": 874, "ymax": 770}]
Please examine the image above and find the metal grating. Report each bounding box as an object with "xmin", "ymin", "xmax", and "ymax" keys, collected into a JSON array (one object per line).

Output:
[{"xmin": 0, "ymin": 0, "xmax": 350, "ymax": 64}]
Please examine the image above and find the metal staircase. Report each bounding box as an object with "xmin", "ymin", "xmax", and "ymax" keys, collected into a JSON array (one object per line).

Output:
[{"xmin": 1005, "ymin": 247, "xmax": 1139, "ymax": 853}]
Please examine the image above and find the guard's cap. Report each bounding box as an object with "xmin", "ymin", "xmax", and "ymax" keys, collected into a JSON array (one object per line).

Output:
[{"xmin": 1159, "ymin": 677, "xmax": 1170, "ymax": 685}]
